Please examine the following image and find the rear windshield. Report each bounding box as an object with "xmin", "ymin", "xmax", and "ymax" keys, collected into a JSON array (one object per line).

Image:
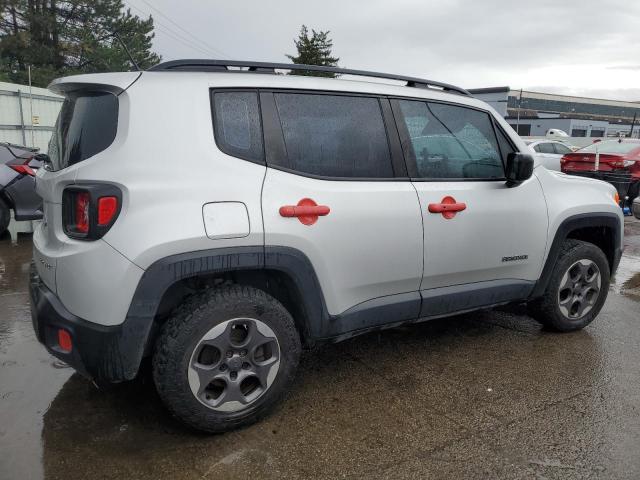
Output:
[
  {"xmin": 579, "ymin": 141, "xmax": 640, "ymax": 155},
  {"xmin": 48, "ymin": 92, "xmax": 118, "ymax": 171}
]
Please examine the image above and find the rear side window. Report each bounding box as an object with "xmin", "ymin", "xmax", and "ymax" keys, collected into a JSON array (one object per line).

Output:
[
  {"xmin": 272, "ymin": 93, "xmax": 393, "ymax": 178},
  {"xmin": 537, "ymin": 142, "xmax": 555, "ymax": 154},
  {"xmin": 212, "ymin": 91, "xmax": 264, "ymax": 163},
  {"xmin": 553, "ymin": 143, "xmax": 572, "ymax": 154},
  {"xmin": 396, "ymin": 100, "xmax": 505, "ymax": 180},
  {"xmin": 48, "ymin": 92, "xmax": 118, "ymax": 171}
]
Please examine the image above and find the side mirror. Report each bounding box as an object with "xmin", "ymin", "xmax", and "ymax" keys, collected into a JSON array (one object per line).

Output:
[{"xmin": 505, "ymin": 152, "xmax": 534, "ymax": 187}]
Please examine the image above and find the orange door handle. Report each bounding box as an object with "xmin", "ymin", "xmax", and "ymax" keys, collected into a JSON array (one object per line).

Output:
[
  {"xmin": 428, "ymin": 196, "xmax": 466, "ymax": 219},
  {"xmin": 279, "ymin": 198, "xmax": 330, "ymax": 225}
]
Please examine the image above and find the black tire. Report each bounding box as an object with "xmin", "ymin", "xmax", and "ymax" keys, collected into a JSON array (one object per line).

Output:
[
  {"xmin": 153, "ymin": 285, "xmax": 301, "ymax": 433},
  {"xmin": 0, "ymin": 198, "xmax": 10, "ymax": 235},
  {"xmin": 529, "ymin": 239, "xmax": 610, "ymax": 332}
]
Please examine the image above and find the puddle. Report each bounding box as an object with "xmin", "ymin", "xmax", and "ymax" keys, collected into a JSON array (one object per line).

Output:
[{"xmin": 611, "ymin": 242, "xmax": 640, "ymax": 299}]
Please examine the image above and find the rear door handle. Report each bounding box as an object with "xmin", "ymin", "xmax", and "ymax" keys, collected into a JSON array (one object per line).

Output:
[
  {"xmin": 279, "ymin": 198, "xmax": 330, "ymax": 225},
  {"xmin": 428, "ymin": 196, "xmax": 466, "ymax": 219}
]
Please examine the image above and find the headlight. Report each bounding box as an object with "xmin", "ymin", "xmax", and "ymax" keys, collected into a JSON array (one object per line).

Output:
[{"xmin": 623, "ymin": 160, "xmax": 636, "ymax": 167}]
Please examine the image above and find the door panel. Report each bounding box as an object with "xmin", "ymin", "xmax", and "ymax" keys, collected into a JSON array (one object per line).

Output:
[
  {"xmin": 414, "ymin": 178, "xmax": 548, "ymax": 290},
  {"xmin": 262, "ymin": 169, "xmax": 423, "ymax": 316},
  {"xmin": 391, "ymin": 97, "xmax": 549, "ymax": 297},
  {"xmin": 261, "ymin": 91, "xmax": 424, "ymax": 318}
]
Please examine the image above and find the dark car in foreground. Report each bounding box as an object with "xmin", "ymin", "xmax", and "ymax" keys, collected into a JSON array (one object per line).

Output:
[
  {"xmin": 0, "ymin": 143, "xmax": 43, "ymax": 234},
  {"xmin": 561, "ymin": 139, "xmax": 640, "ymax": 208}
]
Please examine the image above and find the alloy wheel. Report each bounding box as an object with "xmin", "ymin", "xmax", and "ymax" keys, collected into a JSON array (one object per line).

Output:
[
  {"xmin": 557, "ymin": 259, "xmax": 601, "ymax": 320},
  {"xmin": 188, "ymin": 318, "xmax": 280, "ymax": 412}
]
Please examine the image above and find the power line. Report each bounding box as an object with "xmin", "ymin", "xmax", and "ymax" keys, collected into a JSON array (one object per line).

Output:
[
  {"xmin": 124, "ymin": 1, "xmax": 216, "ymax": 57},
  {"xmin": 137, "ymin": 0, "xmax": 229, "ymax": 58},
  {"xmin": 123, "ymin": 1, "xmax": 223, "ymax": 59}
]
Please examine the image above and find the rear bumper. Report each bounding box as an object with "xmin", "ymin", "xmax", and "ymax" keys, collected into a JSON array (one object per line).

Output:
[{"xmin": 29, "ymin": 263, "xmax": 147, "ymax": 385}]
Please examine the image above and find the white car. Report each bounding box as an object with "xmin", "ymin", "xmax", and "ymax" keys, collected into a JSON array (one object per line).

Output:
[
  {"xmin": 30, "ymin": 60, "xmax": 623, "ymax": 433},
  {"xmin": 525, "ymin": 139, "xmax": 575, "ymax": 171}
]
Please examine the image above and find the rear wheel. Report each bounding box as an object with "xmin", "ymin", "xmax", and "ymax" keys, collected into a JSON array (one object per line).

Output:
[
  {"xmin": 0, "ymin": 198, "xmax": 10, "ymax": 235},
  {"xmin": 529, "ymin": 239, "xmax": 610, "ymax": 332},
  {"xmin": 153, "ymin": 285, "xmax": 301, "ymax": 433}
]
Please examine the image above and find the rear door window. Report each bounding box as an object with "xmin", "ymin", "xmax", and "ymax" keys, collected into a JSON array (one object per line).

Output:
[
  {"xmin": 396, "ymin": 100, "xmax": 505, "ymax": 180},
  {"xmin": 271, "ymin": 93, "xmax": 393, "ymax": 178},
  {"xmin": 537, "ymin": 142, "xmax": 555, "ymax": 154},
  {"xmin": 48, "ymin": 92, "xmax": 118, "ymax": 171},
  {"xmin": 553, "ymin": 143, "xmax": 572, "ymax": 154}
]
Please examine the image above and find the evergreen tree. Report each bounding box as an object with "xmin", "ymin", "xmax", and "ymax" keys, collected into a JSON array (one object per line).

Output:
[
  {"xmin": 0, "ymin": 0, "xmax": 161, "ymax": 87},
  {"xmin": 286, "ymin": 25, "xmax": 339, "ymax": 77}
]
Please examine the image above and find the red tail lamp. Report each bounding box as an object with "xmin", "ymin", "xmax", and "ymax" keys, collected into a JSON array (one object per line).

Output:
[{"xmin": 57, "ymin": 329, "xmax": 72, "ymax": 353}]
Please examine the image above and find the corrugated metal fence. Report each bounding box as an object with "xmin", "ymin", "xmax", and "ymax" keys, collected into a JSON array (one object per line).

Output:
[{"xmin": 0, "ymin": 81, "xmax": 63, "ymax": 152}]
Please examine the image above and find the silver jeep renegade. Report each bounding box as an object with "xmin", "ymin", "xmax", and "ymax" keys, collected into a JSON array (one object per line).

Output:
[{"xmin": 30, "ymin": 60, "xmax": 623, "ymax": 432}]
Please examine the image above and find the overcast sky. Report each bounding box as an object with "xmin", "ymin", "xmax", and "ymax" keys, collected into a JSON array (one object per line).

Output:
[{"xmin": 126, "ymin": 0, "xmax": 640, "ymax": 101}]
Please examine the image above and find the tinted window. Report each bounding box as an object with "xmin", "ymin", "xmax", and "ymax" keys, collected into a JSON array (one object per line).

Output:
[
  {"xmin": 580, "ymin": 140, "xmax": 640, "ymax": 154},
  {"xmin": 212, "ymin": 91, "xmax": 263, "ymax": 163},
  {"xmin": 537, "ymin": 142, "xmax": 555, "ymax": 154},
  {"xmin": 553, "ymin": 143, "xmax": 572, "ymax": 154},
  {"xmin": 48, "ymin": 92, "xmax": 118, "ymax": 171},
  {"xmin": 398, "ymin": 100, "xmax": 505, "ymax": 179},
  {"xmin": 273, "ymin": 93, "xmax": 393, "ymax": 178}
]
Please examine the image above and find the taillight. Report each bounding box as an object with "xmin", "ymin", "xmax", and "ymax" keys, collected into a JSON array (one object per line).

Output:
[
  {"xmin": 74, "ymin": 192, "xmax": 90, "ymax": 233},
  {"xmin": 9, "ymin": 158, "xmax": 36, "ymax": 176},
  {"xmin": 97, "ymin": 196, "xmax": 118, "ymax": 225},
  {"xmin": 62, "ymin": 185, "xmax": 121, "ymax": 240}
]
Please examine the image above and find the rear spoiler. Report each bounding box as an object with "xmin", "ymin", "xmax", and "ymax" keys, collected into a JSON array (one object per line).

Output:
[{"xmin": 48, "ymin": 72, "xmax": 142, "ymax": 96}]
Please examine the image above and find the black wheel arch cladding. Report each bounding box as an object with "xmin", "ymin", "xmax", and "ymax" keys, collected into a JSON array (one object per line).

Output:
[{"xmin": 529, "ymin": 212, "xmax": 622, "ymax": 300}]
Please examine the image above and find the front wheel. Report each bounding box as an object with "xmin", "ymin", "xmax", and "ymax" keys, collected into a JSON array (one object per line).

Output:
[
  {"xmin": 529, "ymin": 239, "xmax": 610, "ymax": 332},
  {"xmin": 153, "ymin": 285, "xmax": 301, "ymax": 433}
]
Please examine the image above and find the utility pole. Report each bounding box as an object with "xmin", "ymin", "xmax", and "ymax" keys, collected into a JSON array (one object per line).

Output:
[
  {"xmin": 28, "ymin": 65, "xmax": 35, "ymax": 147},
  {"xmin": 516, "ymin": 88, "xmax": 523, "ymax": 135},
  {"xmin": 630, "ymin": 112, "xmax": 637, "ymax": 138}
]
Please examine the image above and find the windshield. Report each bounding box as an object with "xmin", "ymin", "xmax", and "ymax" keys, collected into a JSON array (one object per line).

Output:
[
  {"xmin": 579, "ymin": 141, "xmax": 640, "ymax": 155},
  {"xmin": 48, "ymin": 91, "xmax": 118, "ymax": 171}
]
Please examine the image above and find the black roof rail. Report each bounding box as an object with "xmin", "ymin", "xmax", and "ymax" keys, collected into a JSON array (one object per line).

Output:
[{"xmin": 147, "ymin": 59, "xmax": 471, "ymax": 96}]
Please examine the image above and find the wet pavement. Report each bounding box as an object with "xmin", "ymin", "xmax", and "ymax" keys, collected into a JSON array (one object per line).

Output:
[{"xmin": 1, "ymin": 219, "xmax": 640, "ymax": 480}]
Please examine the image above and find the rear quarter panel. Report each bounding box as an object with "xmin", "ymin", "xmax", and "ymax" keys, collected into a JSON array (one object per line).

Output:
[{"xmin": 76, "ymin": 74, "xmax": 267, "ymax": 269}]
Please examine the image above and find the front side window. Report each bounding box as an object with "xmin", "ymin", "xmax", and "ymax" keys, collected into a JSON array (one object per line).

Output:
[
  {"xmin": 397, "ymin": 100, "xmax": 505, "ymax": 179},
  {"xmin": 272, "ymin": 93, "xmax": 393, "ymax": 178},
  {"xmin": 212, "ymin": 91, "xmax": 264, "ymax": 163}
]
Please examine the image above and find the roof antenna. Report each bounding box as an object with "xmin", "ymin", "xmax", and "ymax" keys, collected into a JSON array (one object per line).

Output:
[{"xmin": 113, "ymin": 31, "xmax": 140, "ymax": 71}]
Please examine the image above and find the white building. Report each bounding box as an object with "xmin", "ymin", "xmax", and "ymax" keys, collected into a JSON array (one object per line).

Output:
[
  {"xmin": 469, "ymin": 87, "xmax": 640, "ymax": 139},
  {"xmin": 0, "ymin": 81, "xmax": 63, "ymax": 151}
]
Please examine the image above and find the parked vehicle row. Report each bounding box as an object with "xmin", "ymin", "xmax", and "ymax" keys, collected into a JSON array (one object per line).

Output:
[
  {"xmin": 0, "ymin": 142, "xmax": 43, "ymax": 235},
  {"xmin": 524, "ymin": 139, "xmax": 574, "ymax": 171},
  {"xmin": 560, "ymin": 139, "xmax": 640, "ymax": 208},
  {"xmin": 29, "ymin": 60, "xmax": 623, "ymax": 433}
]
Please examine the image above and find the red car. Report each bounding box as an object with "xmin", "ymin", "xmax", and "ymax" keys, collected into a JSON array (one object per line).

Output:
[{"xmin": 561, "ymin": 139, "xmax": 640, "ymax": 206}]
